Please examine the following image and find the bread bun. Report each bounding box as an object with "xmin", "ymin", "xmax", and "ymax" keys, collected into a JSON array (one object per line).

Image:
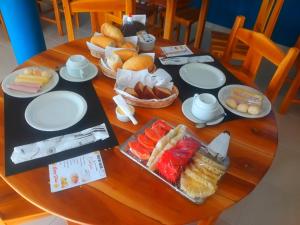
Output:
[
  {"xmin": 101, "ymin": 23, "xmax": 124, "ymax": 43},
  {"xmin": 225, "ymin": 98, "xmax": 237, "ymax": 109},
  {"xmin": 122, "ymin": 55, "xmax": 154, "ymax": 71},
  {"xmin": 124, "ymin": 87, "xmax": 139, "ymax": 98},
  {"xmin": 236, "ymin": 103, "xmax": 248, "ymax": 113},
  {"xmin": 142, "ymin": 86, "xmax": 157, "ymax": 99},
  {"xmin": 248, "ymin": 105, "xmax": 261, "ymax": 115},
  {"xmin": 113, "ymin": 49, "xmax": 138, "ymax": 62},
  {"xmin": 120, "ymin": 41, "xmax": 136, "ymax": 49},
  {"xmin": 153, "ymin": 86, "xmax": 172, "ymax": 99},
  {"xmin": 90, "ymin": 35, "xmax": 116, "ymax": 48},
  {"xmin": 134, "ymin": 81, "xmax": 144, "ymax": 97},
  {"xmin": 107, "ymin": 53, "xmax": 123, "ymax": 72}
]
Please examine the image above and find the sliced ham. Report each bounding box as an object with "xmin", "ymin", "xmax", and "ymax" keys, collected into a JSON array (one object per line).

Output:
[{"xmin": 7, "ymin": 83, "xmax": 40, "ymax": 93}]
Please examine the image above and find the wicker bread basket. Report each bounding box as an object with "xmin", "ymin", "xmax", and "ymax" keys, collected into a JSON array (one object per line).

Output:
[
  {"xmin": 115, "ymin": 85, "xmax": 179, "ymax": 108},
  {"xmin": 99, "ymin": 58, "xmax": 157, "ymax": 79}
]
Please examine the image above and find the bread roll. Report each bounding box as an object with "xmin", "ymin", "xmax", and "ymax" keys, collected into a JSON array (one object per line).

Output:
[
  {"xmin": 107, "ymin": 53, "xmax": 123, "ymax": 72},
  {"xmin": 122, "ymin": 55, "xmax": 154, "ymax": 72},
  {"xmin": 90, "ymin": 35, "xmax": 116, "ymax": 48},
  {"xmin": 153, "ymin": 86, "xmax": 172, "ymax": 99},
  {"xmin": 248, "ymin": 105, "xmax": 261, "ymax": 115},
  {"xmin": 101, "ymin": 22, "xmax": 124, "ymax": 43},
  {"xmin": 113, "ymin": 49, "xmax": 138, "ymax": 62},
  {"xmin": 225, "ymin": 98, "xmax": 237, "ymax": 109},
  {"xmin": 236, "ymin": 103, "xmax": 248, "ymax": 113},
  {"xmin": 120, "ymin": 41, "xmax": 136, "ymax": 49}
]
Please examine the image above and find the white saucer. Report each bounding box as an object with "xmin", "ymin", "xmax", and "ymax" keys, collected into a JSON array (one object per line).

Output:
[
  {"xmin": 59, "ymin": 63, "xmax": 98, "ymax": 82},
  {"xmin": 182, "ymin": 97, "xmax": 225, "ymax": 125}
]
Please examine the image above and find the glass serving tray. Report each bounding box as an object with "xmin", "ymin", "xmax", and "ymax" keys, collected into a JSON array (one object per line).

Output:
[{"xmin": 118, "ymin": 118, "xmax": 229, "ymax": 204}]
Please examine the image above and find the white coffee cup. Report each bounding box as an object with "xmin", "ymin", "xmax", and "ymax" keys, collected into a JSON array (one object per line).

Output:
[
  {"xmin": 66, "ymin": 55, "xmax": 89, "ymax": 78},
  {"xmin": 191, "ymin": 93, "xmax": 219, "ymax": 121}
]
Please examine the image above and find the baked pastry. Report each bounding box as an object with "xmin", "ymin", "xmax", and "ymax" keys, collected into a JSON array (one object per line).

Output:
[
  {"xmin": 153, "ymin": 86, "xmax": 172, "ymax": 99},
  {"xmin": 236, "ymin": 103, "xmax": 249, "ymax": 113},
  {"xmin": 122, "ymin": 55, "xmax": 154, "ymax": 72},
  {"xmin": 113, "ymin": 49, "xmax": 138, "ymax": 62},
  {"xmin": 124, "ymin": 87, "xmax": 139, "ymax": 98},
  {"xmin": 225, "ymin": 98, "xmax": 237, "ymax": 109},
  {"xmin": 247, "ymin": 105, "xmax": 261, "ymax": 115},
  {"xmin": 119, "ymin": 41, "xmax": 136, "ymax": 49},
  {"xmin": 134, "ymin": 81, "xmax": 144, "ymax": 97},
  {"xmin": 141, "ymin": 86, "xmax": 157, "ymax": 99},
  {"xmin": 106, "ymin": 53, "xmax": 123, "ymax": 72},
  {"xmin": 90, "ymin": 35, "xmax": 116, "ymax": 48},
  {"xmin": 100, "ymin": 22, "xmax": 124, "ymax": 43}
]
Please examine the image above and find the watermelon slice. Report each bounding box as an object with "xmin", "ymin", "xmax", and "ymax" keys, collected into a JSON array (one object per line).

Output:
[
  {"xmin": 128, "ymin": 141, "xmax": 151, "ymax": 160},
  {"xmin": 137, "ymin": 134, "xmax": 155, "ymax": 150}
]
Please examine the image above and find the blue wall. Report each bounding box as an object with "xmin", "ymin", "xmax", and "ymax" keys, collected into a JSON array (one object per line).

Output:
[{"xmin": 192, "ymin": 0, "xmax": 300, "ymax": 47}]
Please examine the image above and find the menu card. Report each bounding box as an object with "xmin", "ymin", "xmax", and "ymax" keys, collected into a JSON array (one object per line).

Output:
[
  {"xmin": 160, "ymin": 45, "xmax": 193, "ymax": 57},
  {"xmin": 49, "ymin": 151, "xmax": 106, "ymax": 192}
]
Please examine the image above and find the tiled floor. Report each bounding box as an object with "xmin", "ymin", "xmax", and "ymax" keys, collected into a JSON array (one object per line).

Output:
[{"xmin": 0, "ymin": 14, "xmax": 299, "ymax": 225}]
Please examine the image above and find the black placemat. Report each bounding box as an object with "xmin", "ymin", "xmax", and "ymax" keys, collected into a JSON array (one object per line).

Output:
[
  {"xmin": 4, "ymin": 79, "xmax": 118, "ymax": 176},
  {"xmin": 155, "ymin": 54, "xmax": 242, "ymax": 121}
]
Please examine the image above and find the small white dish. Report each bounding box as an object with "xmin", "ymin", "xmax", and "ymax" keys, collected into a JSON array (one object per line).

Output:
[
  {"xmin": 218, "ymin": 84, "xmax": 272, "ymax": 118},
  {"xmin": 1, "ymin": 66, "xmax": 59, "ymax": 98},
  {"xmin": 60, "ymin": 63, "xmax": 98, "ymax": 82},
  {"xmin": 182, "ymin": 97, "xmax": 225, "ymax": 125},
  {"xmin": 115, "ymin": 105, "xmax": 135, "ymax": 122},
  {"xmin": 25, "ymin": 91, "xmax": 87, "ymax": 131},
  {"xmin": 179, "ymin": 63, "xmax": 226, "ymax": 89}
]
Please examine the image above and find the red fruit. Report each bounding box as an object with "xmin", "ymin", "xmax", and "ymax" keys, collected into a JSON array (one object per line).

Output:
[
  {"xmin": 145, "ymin": 128, "xmax": 161, "ymax": 142},
  {"xmin": 152, "ymin": 120, "xmax": 172, "ymax": 132},
  {"xmin": 137, "ymin": 134, "xmax": 155, "ymax": 150},
  {"xmin": 128, "ymin": 141, "xmax": 151, "ymax": 160}
]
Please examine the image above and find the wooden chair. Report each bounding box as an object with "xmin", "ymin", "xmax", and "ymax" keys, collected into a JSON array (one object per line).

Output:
[
  {"xmin": 157, "ymin": 0, "xmax": 206, "ymax": 44},
  {"xmin": 221, "ymin": 16, "xmax": 299, "ymax": 103},
  {"xmin": 210, "ymin": 0, "xmax": 284, "ymax": 60},
  {"xmin": 62, "ymin": 0, "xmax": 135, "ymax": 41},
  {"xmin": 0, "ymin": 177, "xmax": 48, "ymax": 225},
  {"xmin": 279, "ymin": 36, "xmax": 300, "ymax": 113}
]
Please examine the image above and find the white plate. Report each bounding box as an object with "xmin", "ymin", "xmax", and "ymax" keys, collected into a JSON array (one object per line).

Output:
[
  {"xmin": 182, "ymin": 97, "xmax": 225, "ymax": 125},
  {"xmin": 179, "ymin": 63, "xmax": 226, "ymax": 89},
  {"xmin": 60, "ymin": 63, "xmax": 98, "ymax": 82},
  {"xmin": 1, "ymin": 66, "xmax": 59, "ymax": 98},
  {"xmin": 218, "ymin": 84, "xmax": 272, "ymax": 118},
  {"xmin": 25, "ymin": 91, "xmax": 87, "ymax": 131}
]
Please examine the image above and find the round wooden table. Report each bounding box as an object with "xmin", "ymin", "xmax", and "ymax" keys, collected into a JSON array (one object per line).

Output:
[{"xmin": 0, "ymin": 38, "xmax": 278, "ymax": 225}]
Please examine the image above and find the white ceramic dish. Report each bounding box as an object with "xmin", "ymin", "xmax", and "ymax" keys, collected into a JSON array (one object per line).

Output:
[
  {"xmin": 179, "ymin": 63, "xmax": 226, "ymax": 89},
  {"xmin": 218, "ymin": 84, "xmax": 272, "ymax": 118},
  {"xmin": 25, "ymin": 91, "xmax": 87, "ymax": 131},
  {"xmin": 60, "ymin": 63, "xmax": 98, "ymax": 82},
  {"xmin": 182, "ymin": 97, "xmax": 225, "ymax": 125},
  {"xmin": 1, "ymin": 66, "xmax": 59, "ymax": 98}
]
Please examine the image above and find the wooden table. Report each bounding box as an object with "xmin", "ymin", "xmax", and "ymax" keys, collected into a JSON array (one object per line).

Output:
[
  {"xmin": 0, "ymin": 38, "xmax": 278, "ymax": 225},
  {"xmin": 156, "ymin": 0, "xmax": 209, "ymax": 49}
]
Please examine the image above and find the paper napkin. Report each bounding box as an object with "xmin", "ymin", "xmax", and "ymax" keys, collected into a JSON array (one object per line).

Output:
[{"xmin": 11, "ymin": 123, "xmax": 110, "ymax": 164}]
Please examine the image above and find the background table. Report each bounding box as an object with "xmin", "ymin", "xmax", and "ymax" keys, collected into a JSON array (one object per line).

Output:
[{"xmin": 0, "ymin": 38, "xmax": 278, "ymax": 225}]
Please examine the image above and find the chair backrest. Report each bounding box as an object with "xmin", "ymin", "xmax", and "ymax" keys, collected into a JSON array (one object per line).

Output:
[
  {"xmin": 253, "ymin": 0, "xmax": 284, "ymax": 37},
  {"xmin": 222, "ymin": 16, "xmax": 299, "ymax": 103},
  {"xmin": 62, "ymin": 0, "xmax": 135, "ymax": 41}
]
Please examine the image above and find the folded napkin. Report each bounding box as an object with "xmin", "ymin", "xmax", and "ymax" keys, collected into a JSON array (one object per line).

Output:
[
  {"xmin": 11, "ymin": 123, "xmax": 110, "ymax": 164},
  {"xmin": 207, "ymin": 131, "xmax": 230, "ymax": 161},
  {"xmin": 159, "ymin": 55, "xmax": 214, "ymax": 65}
]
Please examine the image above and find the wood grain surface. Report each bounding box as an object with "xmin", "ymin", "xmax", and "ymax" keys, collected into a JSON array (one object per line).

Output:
[{"xmin": 0, "ymin": 38, "xmax": 278, "ymax": 225}]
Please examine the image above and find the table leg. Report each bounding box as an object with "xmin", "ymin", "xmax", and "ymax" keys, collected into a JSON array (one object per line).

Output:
[
  {"xmin": 197, "ymin": 214, "xmax": 219, "ymax": 225},
  {"xmin": 194, "ymin": 0, "xmax": 210, "ymax": 49},
  {"xmin": 163, "ymin": 0, "xmax": 176, "ymax": 40}
]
